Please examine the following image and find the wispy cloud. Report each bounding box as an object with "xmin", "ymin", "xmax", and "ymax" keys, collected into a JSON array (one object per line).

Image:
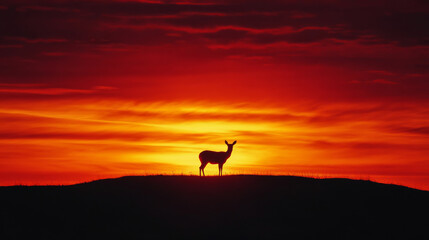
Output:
[
  {"xmin": 371, "ymin": 79, "xmax": 398, "ymax": 85},
  {"xmin": 0, "ymin": 84, "xmax": 116, "ymax": 95},
  {"xmin": 0, "ymin": 88, "xmax": 94, "ymax": 95}
]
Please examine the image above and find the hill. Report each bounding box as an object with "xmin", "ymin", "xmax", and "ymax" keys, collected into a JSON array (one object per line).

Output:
[{"xmin": 0, "ymin": 175, "xmax": 428, "ymax": 239}]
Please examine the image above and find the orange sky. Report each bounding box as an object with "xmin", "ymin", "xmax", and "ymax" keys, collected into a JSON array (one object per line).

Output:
[{"xmin": 1, "ymin": 0, "xmax": 428, "ymax": 190}]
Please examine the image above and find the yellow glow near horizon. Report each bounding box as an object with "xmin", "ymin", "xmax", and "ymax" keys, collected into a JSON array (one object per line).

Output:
[{"xmin": 1, "ymin": 99, "xmax": 429, "ymax": 190}]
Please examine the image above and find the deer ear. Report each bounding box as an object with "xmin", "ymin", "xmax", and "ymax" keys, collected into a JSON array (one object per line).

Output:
[
  {"xmin": 233, "ymin": 140, "xmax": 237, "ymax": 145},
  {"xmin": 225, "ymin": 140, "xmax": 229, "ymax": 145}
]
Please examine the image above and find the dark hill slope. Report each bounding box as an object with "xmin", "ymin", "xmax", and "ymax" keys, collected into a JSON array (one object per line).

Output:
[{"xmin": 1, "ymin": 175, "xmax": 428, "ymax": 239}]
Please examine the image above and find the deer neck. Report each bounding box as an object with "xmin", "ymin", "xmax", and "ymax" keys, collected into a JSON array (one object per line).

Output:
[{"xmin": 225, "ymin": 146, "xmax": 233, "ymax": 158}]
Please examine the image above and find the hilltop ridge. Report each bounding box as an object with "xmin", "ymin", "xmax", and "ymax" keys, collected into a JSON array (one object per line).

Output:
[{"xmin": 1, "ymin": 175, "xmax": 428, "ymax": 239}]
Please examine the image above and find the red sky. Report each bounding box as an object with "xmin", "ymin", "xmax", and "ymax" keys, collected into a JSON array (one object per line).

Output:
[{"xmin": 1, "ymin": 0, "xmax": 428, "ymax": 189}]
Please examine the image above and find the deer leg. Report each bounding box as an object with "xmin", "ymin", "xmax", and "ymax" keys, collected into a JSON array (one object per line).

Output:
[{"xmin": 200, "ymin": 163, "xmax": 207, "ymax": 176}]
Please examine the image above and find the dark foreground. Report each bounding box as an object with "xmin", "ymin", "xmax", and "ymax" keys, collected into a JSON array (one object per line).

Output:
[{"xmin": 1, "ymin": 175, "xmax": 428, "ymax": 239}]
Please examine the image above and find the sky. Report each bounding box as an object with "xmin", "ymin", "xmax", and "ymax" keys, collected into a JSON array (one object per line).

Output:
[{"xmin": 1, "ymin": 0, "xmax": 428, "ymax": 189}]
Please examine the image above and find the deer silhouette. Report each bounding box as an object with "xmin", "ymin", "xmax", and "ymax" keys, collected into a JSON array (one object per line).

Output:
[{"xmin": 199, "ymin": 140, "xmax": 236, "ymax": 176}]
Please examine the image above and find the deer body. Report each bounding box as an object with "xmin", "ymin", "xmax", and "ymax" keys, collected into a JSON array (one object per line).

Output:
[{"xmin": 199, "ymin": 140, "xmax": 236, "ymax": 176}]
